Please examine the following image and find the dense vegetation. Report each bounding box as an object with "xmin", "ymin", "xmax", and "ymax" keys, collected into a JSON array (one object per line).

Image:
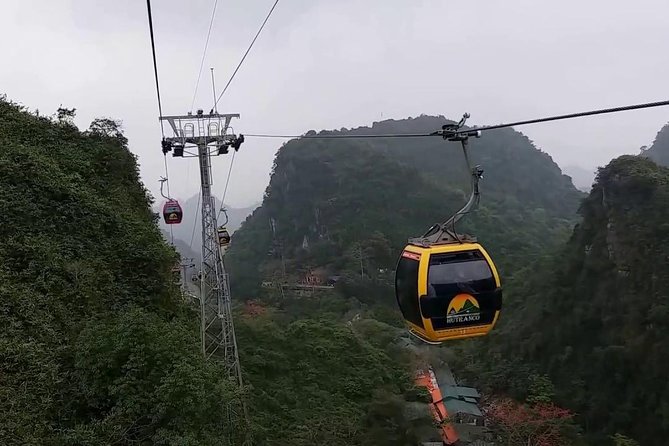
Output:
[
  {"xmin": 0, "ymin": 98, "xmax": 253, "ymax": 445},
  {"xmin": 8, "ymin": 92, "xmax": 667, "ymax": 445},
  {"xmin": 228, "ymin": 115, "xmax": 669, "ymax": 445},
  {"xmin": 227, "ymin": 115, "xmax": 586, "ymax": 443},
  {"xmin": 455, "ymin": 155, "xmax": 669, "ymax": 446},
  {"xmin": 238, "ymin": 306, "xmax": 435, "ymax": 444},
  {"xmin": 0, "ymin": 98, "xmax": 434, "ymax": 445},
  {"xmin": 228, "ymin": 115, "xmax": 583, "ymax": 297}
]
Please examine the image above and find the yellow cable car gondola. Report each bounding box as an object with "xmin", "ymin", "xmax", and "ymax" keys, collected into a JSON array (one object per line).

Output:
[{"xmin": 394, "ymin": 114, "xmax": 502, "ymax": 344}]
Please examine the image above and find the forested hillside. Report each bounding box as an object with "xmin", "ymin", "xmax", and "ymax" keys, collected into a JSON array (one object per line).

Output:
[
  {"xmin": 456, "ymin": 155, "xmax": 669, "ymax": 446},
  {"xmin": 228, "ymin": 116, "xmax": 669, "ymax": 446},
  {"xmin": 0, "ymin": 97, "xmax": 435, "ymax": 445},
  {"xmin": 238, "ymin": 310, "xmax": 435, "ymax": 444},
  {"xmin": 0, "ymin": 98, "xmax": 253, "ymax": 444},
  {"xmin": 226, "ymin": 115, "xmax": 586, "ymax": 443},
  {"xmin": 228, "ymin": 115, "xmax": 584, "ymax": 296},
  {"xmin": 10, "ymin": 92, "xmax": 666, "ymax": 446}
]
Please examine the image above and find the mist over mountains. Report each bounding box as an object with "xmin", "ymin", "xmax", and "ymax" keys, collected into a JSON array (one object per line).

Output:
[{"xmin": 562, "ymin": 164, "xmax": 596, "ymax": 192}]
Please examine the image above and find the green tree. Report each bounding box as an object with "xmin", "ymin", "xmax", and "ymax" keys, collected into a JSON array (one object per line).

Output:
[
  {"xmin": 56, "ymin": 105, "xmax": 76, "ymax": 125},
  {"xmin": 527, "ymin": 374, "xmax": 556, "ymax": 404},
  {"xmin": 87, "ymin": 117, "xmax": 127, "ymax": 143}
]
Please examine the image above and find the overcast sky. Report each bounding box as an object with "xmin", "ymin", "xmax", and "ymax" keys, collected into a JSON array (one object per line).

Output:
[{"xmin": 3, "ymin": 0, "xmax": 668, "ymax": 207}]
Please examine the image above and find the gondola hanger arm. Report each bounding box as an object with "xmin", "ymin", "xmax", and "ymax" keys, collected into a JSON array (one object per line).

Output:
[
  {"xmin": 220, "ymin": 208, "xmax": 229, "ymax": 226},
  {"xmin": 159, "ymin": 176, "xmax": 171, "ymax": 200},
  {"xmin": 418, "ymin": 113, "xmax": 483, "ymax": 245}
]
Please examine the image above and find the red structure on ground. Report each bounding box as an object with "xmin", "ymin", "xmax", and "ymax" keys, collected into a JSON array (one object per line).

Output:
[{"xmin": 415, "ymin": 368, "xmax": 459, "ymax": 444}]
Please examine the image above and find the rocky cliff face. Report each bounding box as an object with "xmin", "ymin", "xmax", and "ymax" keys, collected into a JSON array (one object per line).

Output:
[
  {"xmin": 644, "ymin": 122, "xmax": 669, "ymax": 167},
  {"xmin": 478, "ymin": 155, "xmax": 669, "ymax": 445}
]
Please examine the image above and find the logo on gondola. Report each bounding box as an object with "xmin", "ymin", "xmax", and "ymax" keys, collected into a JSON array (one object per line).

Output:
[
  {"xmin": 446, "ymin": 294, "xmax": 481, "ymax": 324},
  {"xmin": 401, "ymin": 251, "xmax": 421, "ymax": 261}
]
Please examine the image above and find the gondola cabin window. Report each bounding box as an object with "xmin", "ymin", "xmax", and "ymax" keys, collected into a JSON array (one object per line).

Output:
[
  {"xmin": 427, "ymin": 251, "xmax": 496, "ymax": 297},
  {"xmin": 423, "ymin": 249, "xmax": 500, "ymax": 332},
  {"xmin": 395, "ymin": 251, "xmax": 424, "ymax": 328}
]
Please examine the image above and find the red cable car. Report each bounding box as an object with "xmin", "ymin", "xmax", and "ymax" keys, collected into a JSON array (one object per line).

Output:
[{"xmin": 163, "ymin": 199, "xmax": 183, "ymax": 224}]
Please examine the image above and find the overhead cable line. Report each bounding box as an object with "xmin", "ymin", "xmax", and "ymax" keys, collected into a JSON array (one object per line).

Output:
[
  {"xmin": 208, "ymin": 0, "xmax": 281, "ymax": 218},
  {"xmin": 207, "ymin": 66, "xmax": 231, "ymax": 219},
  {"xmin": 190, "ymin": 0, "xmax": 220, "ymax": 112},
  {"xmin": 242, "ymin": 98, "xmax": 669, "ymax": 140},
  {"xmin": 210, "ymin": 68, "xmax": 218, "ymax": 114},
  {"xmin": 217, "ymin": 151, "xmax": 237, "ymax": 219},
  {"xmin": 146, "ymin": 0, "xmax": 174, "ymax": 244},
  {"xmin": 163, "ymin": 156, "xmax": 174, "ymax": 244},
  {"xmin": 212, "ymin": 0, "xmax": 280, "ymax": 111},
  {"xmin": 244, "ymin": 132, "xmax": 434, "ymax": 139},
  {"xmin": 189, "ymin": 190, "xmax": 202, "ymax": 250},
  {"xmin": 463, "ymin": 98, "xmax": 669, "ymax": 133},
  {"xmin": 146, "ymin": 0, "xmax": 166, "ymax": 139}
]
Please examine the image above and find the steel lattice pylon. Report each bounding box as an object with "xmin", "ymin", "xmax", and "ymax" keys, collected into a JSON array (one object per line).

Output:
[
  {"xmin": 159, "ymin": 111, "xmax": 249, "ymax": 441},
  {"xmin": 198, "ymin": 150, "xmax": 240, "ymax": 364}
]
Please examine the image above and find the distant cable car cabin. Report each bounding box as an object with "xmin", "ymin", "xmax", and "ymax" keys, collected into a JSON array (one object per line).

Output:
[
  {"xmin": 162, "ymin": 199, "xmax": 183, "ymax": 225},
  {"xmin": 217, "ymin": 226, "xmax": 230, "ymax": 247},
  {"xmin": 394, "ymin": 114, "xmax": 502, "ymax": 344}
]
